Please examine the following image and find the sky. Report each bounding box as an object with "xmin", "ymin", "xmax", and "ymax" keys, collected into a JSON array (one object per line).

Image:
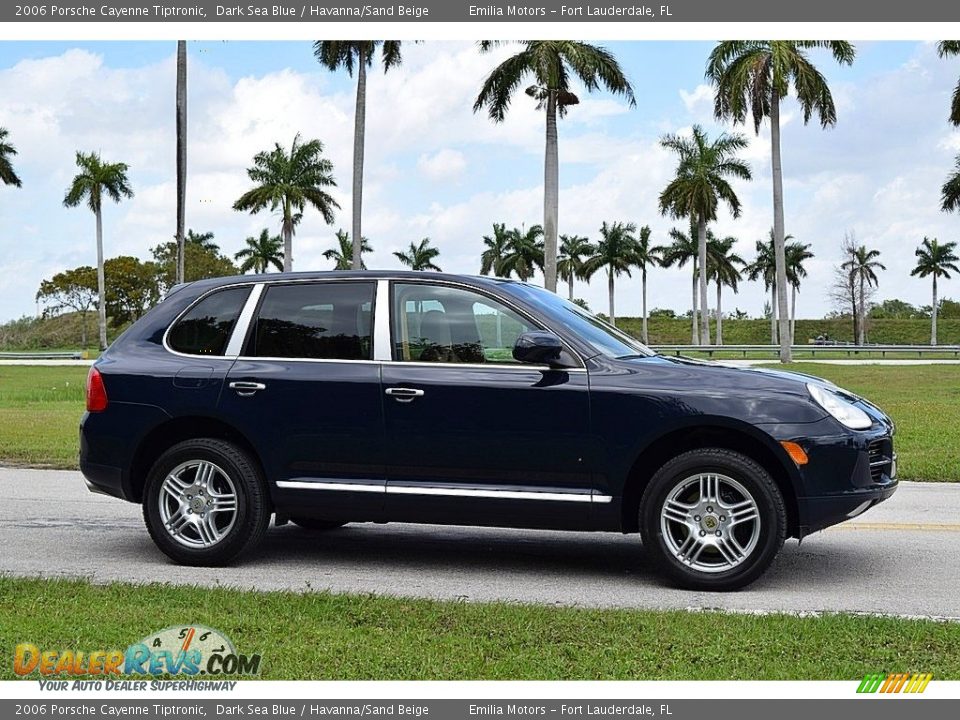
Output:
[{"xmin": 0, "ymin": 40, "xmax": 958, "ymax": 323}]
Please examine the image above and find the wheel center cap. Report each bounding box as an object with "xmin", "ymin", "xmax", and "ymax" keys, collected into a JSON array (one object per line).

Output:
[
  {"xmin": 190, "ymin": 496, "xmax": 206, "ymax": 512},
  {"xmin": 701, "ymin": 514, "xmax": 719, "ymax": 531}
]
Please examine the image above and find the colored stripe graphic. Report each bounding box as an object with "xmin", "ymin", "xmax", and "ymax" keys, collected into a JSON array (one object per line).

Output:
[{"xmin": 858, "ymin": 672, "xmax": 932, "ymax": 693}]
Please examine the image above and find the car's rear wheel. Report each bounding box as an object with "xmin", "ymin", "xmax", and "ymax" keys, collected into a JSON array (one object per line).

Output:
[
  {"xmin": 143, "ymin": 438, "xmax": 270, "ymax": 566},
  {"xmin": 639, "ymin": 448, "xmax": 786, "ymax": 591},
  {"xmin": 289, "ymin": 517, "xmax": 348, "ymax": 532}
]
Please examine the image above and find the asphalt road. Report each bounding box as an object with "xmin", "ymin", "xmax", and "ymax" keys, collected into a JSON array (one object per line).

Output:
[{"xmin": 2, "ymin": 467, "xmax": 958, "ymax": 619}]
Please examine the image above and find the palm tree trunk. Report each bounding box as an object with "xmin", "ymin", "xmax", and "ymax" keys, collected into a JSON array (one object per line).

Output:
[
  {"xmin": 770, "ymin": 95, "xmax": 791, "ymax": 363},
  {"xmin": 690, "ymin": 265, "xmax": 699, "ymax": 345},
  {"xmin": 716, "ymin": 281, "xmax": 723, "ymax": 346},
  {"xmin": 859, "ymin": 274, "xmax": 866, "ymax": 344},
  {"xmin": 282, "ymin": 200, "xmax": 293, "ymax": 272},
  {"xmin": 175, "ymin": 40, "xmax": 187, "ymax": 286},
  {"xmin": 95, "ymin": 207, "xmax": 107, "ymax": 351},
  {"xmin": 770, "ymin": 283, "xmax": 777, "ymax": 345},
  {"xmin": 608, "ymin": 269, "xmax": 616, "ymax": 326},
  {"xmin": 641, "ymin": 268, "xmax": 649, "ymax": 344},
  {"xmin": 568, "ymin": 274, "xmax": 574, "ymax": 301},
  {"xmin": 790, "ymin": 284, "xmax": 797, "ymax": 345},
  {"xmin": 932, "ymin": 275, "xmax": 938, "ymax": 346},
  {"xmin": 697, "ymin": 218, "xmax": 710, "ymax": 345},
  {"xmin": 543, "ymin": 90, "xmax": 559, "ymax": 293},
  {"xmin": 351, "ymin": 56, "xmax": 367, "ymax": 270}
]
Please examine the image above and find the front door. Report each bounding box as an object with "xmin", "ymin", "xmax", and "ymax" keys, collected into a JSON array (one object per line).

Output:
[
  {"xmin": 381, "ymin": 281, "xmax": 595, "ymax": 529},
  {"xmin": 219, "ymin": 280, "xmax": 385, "ymax": 520}
]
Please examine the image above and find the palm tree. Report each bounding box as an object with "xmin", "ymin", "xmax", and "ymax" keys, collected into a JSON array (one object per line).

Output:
[
  {"xmin": 185, "ymin": 229, "xmax": 217, "ymax": 251},
  {"xmin": 938, "ymin": 42, "xmax": 960, "ymax": 126},
  {"xmin": 785, "ymin": 241, "xmax": 814, "ymax": 344},
  {"xmin": 234, "ymin": 229, "xmax": 284, "ymax": 274},
  {"xmin": 632, "ymin": 225, "xmax": 663, "ymax": 344},
  {"xmin": 944, "ymin": 156, "xmax": 960, "ymax": 213},
  {"xmin": 744, "ymin": 236, "xmax": 779, "ymax": 345},
  {"xmin": 474, "ymin": 41, "xmax": 636, "ymax": 294},
  {"xmin": 0, "ymin": 128, "xmax": 22, "ymax": 187},
  {"xmin": 233, "ymin": 134, "xmax": 339, "ymax": 272},
  {"xmin": 480, "ymin": 223, "xmax": 511, "ymax": 277},
  {"xmin": 911, "ymin": 237, "xmax": 960, "ymax": 345},
  {"xmin": 706, "ymin": 235, "xmax": 744, "ymax": 346},
  {"xmin": 842, "ymin": 245, "xmax": 885, "ymax": 345},
  {"xmin": 557, "ymin": 234, "xmax": 595, "ymax": 301},
  {"xmin": 501, "ymin": 225, "xmax": 545, "ymax": 282},
  {"xmin": 175, "ymin": 40, "xmax": 188, "ymax": 286},
  {"xmin": 63, "ymin": 151, "xmax": 134, "ymax": 351},
  {"xmin": 583, "ymin": 221, "xmax": 637, "ymax": 327},
  {"xmin": 659, "ymin": 125, "xmax": 752, "ymax": 345},
  {"xmin": 660, "ymin": 223, "xmax": 701, "ymax": 344},
  {"xmin": 324, "ymin": 229, "xmax": 372, "ymax": 270},
  {"xmin": 394, "ymin": 237, "xmax": 442, "ymax": 271},
  {"xmin": 708, "ymin": 40, "xmax": 855, "ymax": 361},
  {"xmin": 314, "ymin": 41, "xmax": 406, "ymax": 270}
]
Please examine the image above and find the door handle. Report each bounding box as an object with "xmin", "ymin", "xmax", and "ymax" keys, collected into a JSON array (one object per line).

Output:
[
  {"xmin": 229, "ymin": 381, "xmax": 266, "ymax": 397},
  {"xmin": 385, "ymin": 387, "xmax": 424, "ymax": 403}
]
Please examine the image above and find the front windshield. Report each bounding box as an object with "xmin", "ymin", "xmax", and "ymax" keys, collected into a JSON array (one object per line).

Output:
[{"xmin": 502, "ymin": 282, "xmax": 656, "ymax": 359}]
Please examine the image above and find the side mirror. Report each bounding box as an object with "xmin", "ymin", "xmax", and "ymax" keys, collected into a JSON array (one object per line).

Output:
[{"xmin": 512, "ymin": 331, "xmax": 565, "ymax": 367}]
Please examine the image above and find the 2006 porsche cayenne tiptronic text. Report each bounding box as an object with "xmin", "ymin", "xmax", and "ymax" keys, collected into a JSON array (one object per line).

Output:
[{"xmin": 80, "ymin": 272, "xmax": 897, "ymax": 590}]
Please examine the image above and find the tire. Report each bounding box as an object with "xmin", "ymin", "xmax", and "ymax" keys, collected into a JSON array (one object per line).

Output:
[
  {"xmin": 639, "ymin": 448, "xmax": 786, "ymax": 591},
  {"xmin": 142, "ymin": 438, "xmax": 271, "ymax": 566},
  {"xmin": 290, "ymin": 517, "xmax": 348, "ymax": 532}
]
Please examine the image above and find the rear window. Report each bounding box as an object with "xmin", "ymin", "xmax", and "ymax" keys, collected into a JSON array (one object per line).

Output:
[
  {"xmin": 167, "ymin": 286, "xmax": 252, "ymax": 356},
  {"xmin": 249, "ymin": 282, "xmax": 375, "ymax": 360}
]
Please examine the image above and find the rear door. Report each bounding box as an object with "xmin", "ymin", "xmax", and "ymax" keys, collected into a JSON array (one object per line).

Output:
[{"xmin": 219, "ymin": 280, "xmax": 385, "ymax": 520}]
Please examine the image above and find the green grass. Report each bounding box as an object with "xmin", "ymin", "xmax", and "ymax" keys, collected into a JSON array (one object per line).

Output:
[
  {"xmin": 0, "ymin": 364, "xmax": 957, "ymax": 481},
  {"xmin": 1, "ymin": 576, "xmax": 958, "ymax": 680}
]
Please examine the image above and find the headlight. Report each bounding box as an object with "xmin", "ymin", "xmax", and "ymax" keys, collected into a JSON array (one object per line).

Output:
[{"xmin": 807, "ymin": 383, "xmax": 873, "ymax": 430}]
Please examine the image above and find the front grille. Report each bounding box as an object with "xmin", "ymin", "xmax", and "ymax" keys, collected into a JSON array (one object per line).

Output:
[{"xmin": 868, "ymin": 439, "xmax": 893, "ymax": 481}]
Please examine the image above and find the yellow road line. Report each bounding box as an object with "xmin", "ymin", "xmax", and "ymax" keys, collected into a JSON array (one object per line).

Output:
[{"xmin": 827, "ymin": 522, "xmax": 960, "ymax": 532}]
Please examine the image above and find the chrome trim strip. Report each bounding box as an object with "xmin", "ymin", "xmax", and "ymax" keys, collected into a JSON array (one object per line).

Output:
[
  {"xmin": 592, "ymin": 493, "xmax": 614, "ymax": 504},
  {"xmin": 224, "ymin": 283, "xmax": 264, "ymax": 357},
  {"xmin": 277, "ymin": 480, "xmax": 385, "ymax": 493},
  {"xmin": 373, "ymin": 279, "xmax": 392, "ymax": 362}
]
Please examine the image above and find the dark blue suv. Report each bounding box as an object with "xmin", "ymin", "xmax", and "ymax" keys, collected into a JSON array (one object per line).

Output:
[{"xmin": 80, "ymin": 272, "xmax": 897, "ymax": 590}]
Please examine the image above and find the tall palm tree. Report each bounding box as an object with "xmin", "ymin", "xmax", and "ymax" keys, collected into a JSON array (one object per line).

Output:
[
  {"xmin": 706, "ymin": 235, "xmax": 744, "ymax": 346},
  {"xmin": 744, "ymin": 236, "xmax": 779, "ymax": 345},
  {"xmin": 394, "ymin": 237, "xmax": 442, "ymax": 271},
  {"xmin": 938, "ymin": 41, "xmax": 960, "ymax": 126},
  {"xmin": 474, "ymin": 41, "xmax": 636, "ymax": 294},
  {"xmin": 583, "ymin": 221, "xmax": 638, "ymax": 327},
  {"xmin": 480, "ymin": 222, "xmax": 511, "ymax": 277},
  {"xmin": 501, "ymin": 225, "xmax": 545, "ymax": 282},
  {"xmin": 911, "ymin": 237, "xmax": 960, "ymax": 345},
  {"xmin": 234, "ymin": 229, "xmax": 284, "ymax": 274},
  {"xmin": 557, "ymin": 234, "xmax": 595, "ymax": 301},
  {"xmin": 632, "ymin": 225, "xmax": 663, "ymax": 344},
  {"xmin": 660, "ymin": 223, "xmax": 701, "ymax": 344},
  {"xmin": 233, "ymin": 134, "xmax": 338, "ymax": 272},
  {"xmin": 659, "ymin": 124, "xmax": 752, "ymax": 345},
  {"xmin": 785, "ymin": 241, "xmax": 814, "ymax": 344},
  {"xmin": 708, "ymin": 40, "xmax": 855, "ymax": 361},
  {"xmin": 314, "ymin": 41, "xmax": 406, "ymax": 270},
  {"xmin": 0, "ymin": 127, "xmax": 22, "ymax": 187},
  {"xmin": 175, "ymin": 40, "xmax": 188, "ymax": 286},
  {"xmin": 842, "ymin": 245, "xmax": 885, "ymax": 345},
  {"xmin": 324, "ymin": 229, "xmax": 372, "ymax": 270},
  {"xmin": 185, "ymin": 229, "xmax": 217, "ymax": 251},
  {"xmin": 63, "ymin": 151, "xmax": 134, "ymax": 351},
  {"xmin": 944, "ymin": 156, "xmax": 960, "ymax": 213}
]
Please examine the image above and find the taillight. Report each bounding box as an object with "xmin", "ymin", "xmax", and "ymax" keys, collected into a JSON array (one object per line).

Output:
[{"xmin": 86, "ymin": 367, "xmax": 108, "ymax": 412}]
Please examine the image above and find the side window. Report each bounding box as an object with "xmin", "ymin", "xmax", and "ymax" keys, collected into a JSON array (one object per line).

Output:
[
  {"xmin": 249, "ymin": 282, "xmax": 375, "ymax": 360},
  {"xmin": 167, "ymin": 286, "xmax": 252, "ymax": 356},
  {"xmin": 392, "ymin": 283, "xmax": 537, "ymax": 364}
]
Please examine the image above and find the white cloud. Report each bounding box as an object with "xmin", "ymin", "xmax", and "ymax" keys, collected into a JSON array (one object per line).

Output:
[{"xmin": 417, "ymin": 149, "xmax": 467, "ymax": 182}]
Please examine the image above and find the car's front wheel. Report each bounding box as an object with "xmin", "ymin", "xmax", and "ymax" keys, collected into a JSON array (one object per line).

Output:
[
  {"xmin": 639, "ymin": 448, "xmax": 786, "ymax": 591},
  {"xmin": 143, "ymin": 438, "xmax": 271, "ymax": 566}
]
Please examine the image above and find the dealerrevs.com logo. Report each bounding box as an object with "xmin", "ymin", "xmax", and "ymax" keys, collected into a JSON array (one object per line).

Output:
[
  {"xmin": 14, "ymin": 625, "xmax": 261, "ymax": 677},
  {"xmin": 857, "ymin": 673, "xmax": 933, "ymax": 694}
]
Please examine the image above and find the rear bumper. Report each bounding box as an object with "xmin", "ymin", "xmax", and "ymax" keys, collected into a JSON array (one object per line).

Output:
[{"xmin": 80, "ymin": 459, "xmax": 126, "ymax": 500}]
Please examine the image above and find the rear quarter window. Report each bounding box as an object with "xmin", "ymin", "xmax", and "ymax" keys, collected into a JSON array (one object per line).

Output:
[{"xmin": 167, "ymin": 286, "xmax": 252, "ymax": 356}]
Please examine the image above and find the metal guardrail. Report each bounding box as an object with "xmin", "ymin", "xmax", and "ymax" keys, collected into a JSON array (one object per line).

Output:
[
  {"xmin": 0, "ymin": 351, "xmax": 84, "ymax": 360},
  {"xmin": 652, "ymin": 344, "xmax": 960, "ymax": 358}
]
